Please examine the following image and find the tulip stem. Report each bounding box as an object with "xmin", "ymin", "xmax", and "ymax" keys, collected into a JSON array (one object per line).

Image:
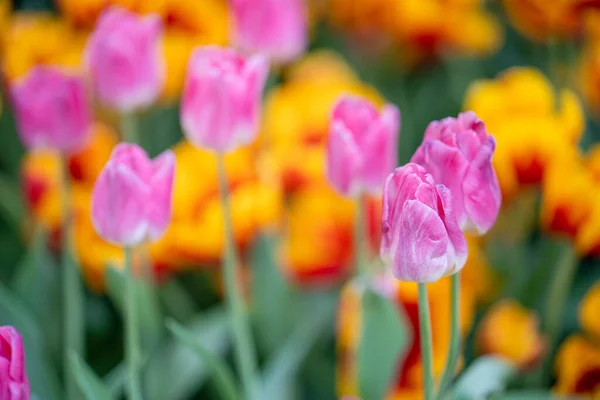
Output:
[
  {"xmin": 124, "ymin": 246, "xmax": 143, "ymax": 400},
  {"xmin": 216, "ymin": 153, "xmax": 258, "ymax": 400},
  {"xmin": 418, "ymin": 283, "xmax": 435, "ymax": 400},
  {"xmin": 436, "ymin": 273, "xmax": 461, "ymax": 399},
  {"xmin": 59, "ymin": 156, "xmax": 84, "ymax": 400},
  {"xmin": 353, "ymin": 194, "xmax": 369, "ymax": 275},
  {"xmin": 121, "ymin": 112, "xmax": 140, "ymax": 145}
]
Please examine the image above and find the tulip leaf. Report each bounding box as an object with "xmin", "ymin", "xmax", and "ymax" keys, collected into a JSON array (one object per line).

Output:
[
  {"xmin": 250, "ymin": 235, "xmax": 300, "ymax": 354},
  {"xmin": 451, "ymin": 356, "xmax": 516, "ymax": 400},
  {"xmin": 145, "ymin": 307, "xmax": 231, "ymax": 400},
  {"xmin": 105, "ymin": 265, "xmax": 163, "ymax": 351},
  {"xmin": 69, "ymin": 351, "xmax": 113, "ymax": 400},
  {"xmin": 261, "ymin": 294, "xmax": 336, "ymax": 399},
  {"xmin": 489, "ymin": 391, "xmax": 580, "ymax": 400},
  {"xmin": 357, "ymin": 287, "xmax": 411, "ymax": 400},
  {"xmin": 166, "ymin": 318, "xmax": 240, "ymax": 400},
  {"xmin": 0, "ymin": 172, "xmax": 25, "ymax": 234},
  {"xmin": 0, "ymin": 282, "xmax": 61, "ymax": 400}
]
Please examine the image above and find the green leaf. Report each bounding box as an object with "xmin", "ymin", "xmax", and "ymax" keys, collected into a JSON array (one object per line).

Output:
[
  {"xmin": 261, "ymin": 295, "xmax": 336, "ymax": 399},
  {"xmin": 250, "ymin": 235, "xmax": 300, "ymax": 354},
  {"xmin": 105, "ymin": 265, "xmax": 163, "ymax": 350},
  {"xmin": 357, "ymin": 287, "xmax": 411, "ymax": 400},
  {"xmin": 489, "ymin": 391, "xmax": 582, "ymax": 400},
  {"xmin": 166, "ymin": 319, "xmax": 240, "ymax": 400},
  {"xmin": 0, "ymin": 172, "xmax": 25, "ymax": 234},
  {"xmin": 69, "ymin": 351, "xmax": 113, "ymax": 400},
  {"xmin": 11, "ymin": 229, "xmax": 61, "ymax": 354},
  {"xmin": 0, "ymin": 283, "xmax": 61, "ymax": 400},
  {"xmin": 145, "ymin": 307, "xmax": 231, "ymax": 400},
  {"xmin": 452, "ymin": 356, "xmax": 516, "ymax": 400}
]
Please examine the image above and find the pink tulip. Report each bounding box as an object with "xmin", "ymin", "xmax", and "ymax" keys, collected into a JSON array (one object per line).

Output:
[
  {"xmin": 91, "ymin": 143, "xmax": 175, "ymax": 247},
  {"xmin": 230, "ymin": 0, "xmax": 307, "ymax": 63},
  {"xmin": 326, "ymin": 95, "xmax": 400, "ymax": 196},
  {"xmin": 0, "ymin": 326, "xmax": 30, "ymax": 400},
  {"xmin": 11, "ymin": 67, "xmax": 92, "ymax": 154},
  {"xmin": 380, "ymin": 163, "xmax": 467, "ymax": 282},
  {"xmin": 411, "ymin": 112, "xmax": 501, "ymax": 235},
  {"xmin": 86, "ymin": 7, "xmax": 164, "ymax": 112},
  {"xmin": 180, "ymin": 46, "xmax": 269, "ymax": 153}
]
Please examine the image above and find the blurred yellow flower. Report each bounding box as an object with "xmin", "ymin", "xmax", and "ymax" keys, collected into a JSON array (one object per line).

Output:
[
  {"xmin": 261, "ymin": 51, "xmax": 383, "ymax": 192},
  {"xmin": 554, "ymin": 334, "xmax": 600, "ymax": 396},
  {"xmin": 476, "ymin": 299, "xmax": 546, "ymax": 368},
  {"xmin": 579, "ymin": 282, "xmax": 600, "ymax": 340},
  {"xmin": 2, "ymin": 13, "xmax": 86, "ymax": 81},
  {"xmin": 462, "ymin": 236, "xmax": 499, "ymax": 305},
  {"xmin": 579, "ymin": 39, "xmax": 600, "ymax": 114},
  {"xmin": 464, "ymin": 67, "xmax": 584, "ymax": 201}
]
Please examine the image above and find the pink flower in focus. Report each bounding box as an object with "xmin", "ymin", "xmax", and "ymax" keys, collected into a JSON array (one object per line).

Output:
[
  {"xmin": 0, "ymin": 326, "xmax": 30, "ymax": 400},
  {"xmin": 91, "ymin": 143, "xmax": 175, "ymax": 247},
  {"xmin": 180, "ymin": 46, "xmax": 269, "ymax": 153},
  {"xmin": 411, "ymin": 111, "xmax": 501, "ymax": 235},
  {"xmin": 380, "ymin": 163, "xmax": 467, "ymax": 282},
  {"xmin": 327, "ymin": 95, "xmax": 400, "ymax": 196},
  {"xmin": 11, "ymin": 66, "xmax": 92, "ymax": 154},
  {"xmin": 86, "ymin": 7, "xmax": 164, "ymax": 112},
  {"xmin": 230, "ymin": 0, "xmax": 307, "ymax": 63}
]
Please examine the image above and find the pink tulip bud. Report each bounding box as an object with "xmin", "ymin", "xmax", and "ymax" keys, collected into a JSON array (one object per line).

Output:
[
  {"xmin": 86, "ymin": 7, "xmax": 164, "ymax": 112},
  {"xmin": 11, "ymin": 67, "xmax": 92, "ymax": 154},
  {"xmin": 91, "ymin": 143, "xmax": 175, "ymax": 247},
  {"xmin": 411, "ymin": 112, "xmax": 501, "ymax": 235},
  {"xmin": 181, "ymin": 46, "xmax": 269, "ymax": 153},
  {"xmin": 0, "ymin": 326, "xmax": 30, "ymax": 400},
  {"xmin": 230, "ymin": 0, "xmax": 308, "ymax": 63},
  {"xmin": 326, "ymin": 95, "xmax": 400, "ymax": 196},
  {"xmin": 380, "ymin": 163, "xmax": 467, "ymax": 282}
]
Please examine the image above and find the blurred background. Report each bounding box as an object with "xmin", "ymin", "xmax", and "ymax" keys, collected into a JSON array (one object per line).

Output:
[{"xmin": 1, "ymin": 0, "xmax": 600, "ymax": 399}]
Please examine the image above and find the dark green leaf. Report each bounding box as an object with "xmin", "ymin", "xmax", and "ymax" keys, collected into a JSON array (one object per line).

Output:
[
  {"xmin": 452, "ymin": 356, "xmax": 516, "ymax": 400},
  {"xmin": 0, "ymin": 283, "xmax": 61, "ymax": 400},
  {"xmin": 69, "ymin": 351, "xmax": 113, "ymax": 400},
  {"xmin": 167, "ymin": 319, "xmax": 240, "ymax": 400},
  {"xmin": 489, "ymin": 391, "xmax": 582, "ymax": 400},
  {"xmin": 250, "ymin": 235, "xmax": 300, "ymax": 354},
  {"xmin": 0, "ymin": 173, "xmax": 25, "ymax": 234},
  {"xmin": 145, "ymin": 307, "xmax": 230, "ymax": 400},
  {"xmin": 357, "ymin": 287, "xmax": 411, "ymax": 400}
]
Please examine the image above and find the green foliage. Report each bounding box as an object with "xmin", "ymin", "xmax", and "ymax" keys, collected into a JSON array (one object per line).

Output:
[{"xmin": 69, "ymin": 352, "xmax": 114, "ymax": 400}]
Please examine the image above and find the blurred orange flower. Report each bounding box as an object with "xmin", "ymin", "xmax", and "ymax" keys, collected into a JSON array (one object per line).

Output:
[
  {"xmin": 579, "ymin": 282, "xmax": 600, "ymax": 340},
  {"xmin": 464, "ymin": 67, "xmax": 584, "ymax": 201},
  {"xmin": 260, "ymin": 51, "xmax": 383, "ymax": 193},
  {"xmin": 502, "ymin": 0, "xmax": 600, "ymax": 43},
  {"xmin": 579, "ymin": 38, "xmax": 600, "ymax": 115},
  {"xmin": 2, "ymin": 13, "xmax": 86, "ymax": 81},
  {"xmin": 476, "ymin": 299, "xmax": 546, "ymax": 368},
  {"xmin": 554, "ymin": 334, "xmax": 600, "ymax": 397}
]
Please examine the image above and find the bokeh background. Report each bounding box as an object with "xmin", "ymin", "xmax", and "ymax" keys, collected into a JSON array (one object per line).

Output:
[{"xmin": 1, "ymin": 0, "xmax": 600, "ymax": 399}]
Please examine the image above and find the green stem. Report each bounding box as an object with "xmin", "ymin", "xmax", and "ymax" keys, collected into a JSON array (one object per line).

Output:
[
  {"xmin": 121, "ymin": 112, "xmax": 140, "ymax": 145},
  {"xmin": 216, "ymin": 153, "xmax": 258, "ymax": 400},
  {"xmin": 59, "ymin": 156, "xmax": 84, "ymax": 400},
  {"xmin": 124, "ymin": 247, "xmax": 142, "ymax": 400},
  {"xmin": 418, "ymin": 283, "xmax": 435, "ymax": 400},
  {"xmin": 353, "ymin": 194, "xmax": 369, "ymax": 275},
  {"xmin": 436, "ymin": 273, "xmax": 461, "ymax": 399}
]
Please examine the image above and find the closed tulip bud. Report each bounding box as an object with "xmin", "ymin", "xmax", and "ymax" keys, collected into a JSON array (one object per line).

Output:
[
  {"xmin": 380, "ymin": 163, "xmax": 467, "ymax": 282},
  {"xmin": 411, "ymin": 112, "xmax": 501, "ymax": 235},
  {"xmin": 91, "ymin": 143, "xmax": 175, "ymax": 247},
  {"xmin": 86, "ymin": 7, "xmax": 164, "ymax": 112},
  {"xmin": 230, "ymin": 0, "xmax": 307, "ymax": 64},
  {"xmin": 0, "ymin": 326, "xmax": 30, "ymax": 400},
  {"xmin": 327, "ymin": 95, "xmax": 400, "ymax": 196},
  {"xmin": 181, "ymin": 46, "xmax": 269, "ymax": 153},
  {"xmin": 11, "ymin": 67, "xmax": 92, "ymax": 154}
]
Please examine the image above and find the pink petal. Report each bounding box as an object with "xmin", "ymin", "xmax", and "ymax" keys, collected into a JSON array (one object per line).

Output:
[
  {"xmin": 462, "ymin": 137, "xmax": 502, "ymax": 235},
  {"xmin": 147, "ymin": 150, "xmax": 175, "ymax": 241},
  {"xmin": 436, "ymin": 185, "xmax": 468, "ymax": 273},
  {"xmin": 91, "ymin": 161, "xmax": 150, "ymax": 246},
  {"xmin": 326, "ymin": 121, "xmax": 362, "ymax": 196}
]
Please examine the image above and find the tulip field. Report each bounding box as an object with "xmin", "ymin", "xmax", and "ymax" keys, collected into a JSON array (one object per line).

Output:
[{"xmin": 1, "ymin": 0, "xmax": 600, "ymax": 399}]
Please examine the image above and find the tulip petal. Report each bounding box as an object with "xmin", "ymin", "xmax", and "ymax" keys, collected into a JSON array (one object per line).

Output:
[
  {"xmin": 91, "ymin": 162, "xmax": 149, "ymax": 246},
  {"xmin": 436, "ymin": 184, "xmax": 468, "ymax": 273},
  {"xmin": 327, "ymin": 121, "xmax": 362, "ymax": 195},
  {"xmin": 463, "ymin": 137, "xmax": 502, "ymax": 234},
  {"xmin": 147, "ymin": 150, "xmax": 176, "ymax": 241},
  {"xmin": 392, "ymin": 199, "xmax": 451, "ymax": 282}
]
